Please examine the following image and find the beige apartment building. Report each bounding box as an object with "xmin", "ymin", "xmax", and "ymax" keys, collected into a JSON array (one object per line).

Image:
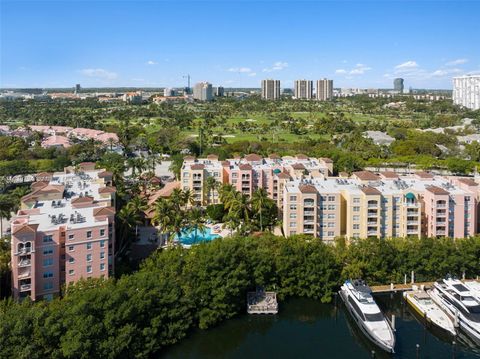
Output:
[{"xmin": 283, "ymin": 171, "xmax": 478, "ymax": 242}]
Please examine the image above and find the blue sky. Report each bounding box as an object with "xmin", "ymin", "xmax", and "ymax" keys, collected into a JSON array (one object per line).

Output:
[{"xmin": 1, "ymin": 0, "xmax": 479, "ymax": 89}]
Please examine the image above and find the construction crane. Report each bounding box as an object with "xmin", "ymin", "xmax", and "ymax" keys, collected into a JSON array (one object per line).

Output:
[{"xmin": 183, "ymin": 74, "xmax": 191, "ymax": 94}]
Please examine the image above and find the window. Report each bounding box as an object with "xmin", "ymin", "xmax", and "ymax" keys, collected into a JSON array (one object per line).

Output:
[
  {"xmin": 86, "ymin": 254, "xmax": 92, "ymax": 262},
  {"xmin": 43, "ymin": 235, "xmax": 53, "ymax": 243},
  {"xmin": 353, "ymin": 206, "xmax": 360, "ymax": 212},
  {"xmin": 68, "ymin": 245, "xmax": 74, "ymax": 252},
  {"xmin": 43, "ymin": 258, "xmax": 53, "ymax": 267},
  {"xmin": 353, "ymin": 224, "xmax": 360, "ymax": 230},
  {"xmin": 290, "ymin": 222, "xmax": 296, "ymax": 228},
  {"xmin": 328, "ymin": 222, "xmax": 335, "ymax": 228},
  {"xmin": 289, "ymin": 204, "xmax": 297, "ymax": 210},
  {"xmin": 100, "ymin": 263, "xmax": 105, "ymax": 271},
  {"xmin": 68, "ymin": 234, "xmax": 74, "ymax": 240},
  {"xmin": 69, "ymin": 269, "xmax": 75, "ymax": 276},
  {"xmin": 43, "ymin": 271, "xmax": 54, "ymax": 278},
  {"xmin": 86, "ymin": 243, "xmax": 92, "ymax": 250},
  {"xmin": 87, "ymin": 265, "xmax": 92, "ymax": 273},
  {"xmin": 328, "ymin": 205, "xmax": 335, "ymax": 210},
  {"xmin": 100, "ymin": 240, "xmax": 105, "ymax": 248},
  {"xmin": 43, "ymin": 247, "xmax": 54, "ymax": 255},
  {"xmin": 100, "ymin": 252, "xmax": 105, "ymax": 259},
  {"xmin": 328, "ymin": 213, "xmax": 335, "ymax": 219},
  {"xmin": 328, "ymin": 231, "xmax": 335, "ymax": 237},
  {"xmin": 43, "ymin": 282, "xmax": 54, "ymax": 290},
  {"xmin": 353, "ymin": 233, "xmax": 360, "ymax": 239},
  {"xmin": 353, "ymin": 198, "xmax": 360, "ymax": 204},
  {"xmin": 321, "ymin": 195, "xmax": 327, "ymax": 201},
  {"xmin": 69, "ymin": 257, "xmax": 75, "ymax": 264},
  {"xmin": 289, "ymin": 213, "xmax": 297, "ymax": 219},
  {"xmin": 86, "ymin": 231, "xmax": 92, "ymax": 239},
  {"xmin": 353, "ymin": 215, "xmax": 360, "ymax": 221},
  {"xmin": 290, "ymin": 195, "xmax": 297, "ymax": 201},
  {"xmin": 328, "ymin": 196, "xmax": 335, "ymax": 202}
]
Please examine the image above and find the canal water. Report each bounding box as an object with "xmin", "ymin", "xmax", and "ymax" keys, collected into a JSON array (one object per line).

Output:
[{"xmin": 161, "ymin": 293, "xmax": 480, "ymax": 359}]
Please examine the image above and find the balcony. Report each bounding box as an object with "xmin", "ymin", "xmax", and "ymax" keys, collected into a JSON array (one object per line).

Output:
[
  {"xmin": 303, "ymin": 220, "xmax": 315, "ymax": 225},
  {"xmin": 367, "ymin": 203, "xmax": 378, "ymax": 208},
  {"xmin": 404, "ymin": 202, "xmax": 418, "ymax": 207},
  {"xmin": 367, "ymin": 221, "xmax": 377, "ymax": 226},
  {"xmin": 18, "ymin": 270, "xmax": 31, "ymax": 279},
  {"xmin": 20, "ymin": 284, "xmax": 31, "ymax": 292},
  {"xmin": 367, "ymin": 231, "xmax": 378, "ymax": 236},
  {"xmin": 18, "ymin": 259, "xmax": 31, "ymax": 267},
  {"xmin": 436, "ymin": 203, "xmax": 447, "ymax": 209},
  {"xmin": 436, "ymin": 230, "xmax": 446, "ymax": 235},
  {"xmin": 17, "ymin": 248, "xmax": 32, "ymax": 255},
  {"xmin": 407, "ymin": 221, "xmax": 418, "ymax": 225},
  {"xmin": 407, "ymin": 230, "xmax": 419, "ymax": 235}
]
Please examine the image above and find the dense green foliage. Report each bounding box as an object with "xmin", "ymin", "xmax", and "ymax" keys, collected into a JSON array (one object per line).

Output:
[{"xmin": 1, "ymin": 234, "xmax": 479, "ymax": 358}]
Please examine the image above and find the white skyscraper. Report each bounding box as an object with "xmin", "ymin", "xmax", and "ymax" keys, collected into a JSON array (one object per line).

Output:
[
  {"xmin": 453, "ymin": 75, "xmax": 480, "ymax": 110},
  {"xmin": 316, "ymin": 79, "xmax": 333, "ymax": 101},
  {"xmin": 193, "ymin": 82, "xmax": 213, "ymax": 101},
  {"xmin": 294, "ymin": 80, "xmax": 313, "ymax": 99},
  {"xmin": 261, "ymin": 79, "xmax": 281, "ymax": 100}
]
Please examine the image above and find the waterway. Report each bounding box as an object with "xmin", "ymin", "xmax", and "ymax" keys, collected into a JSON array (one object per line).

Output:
[{"xmin": 161, "ymin": 293, "xmax": 480, "ymax": 359}]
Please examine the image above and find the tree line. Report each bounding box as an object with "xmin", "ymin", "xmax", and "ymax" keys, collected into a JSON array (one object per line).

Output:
[{"xmin": 1, "ymin": 234, "xmax": 479, "ymax": 358}]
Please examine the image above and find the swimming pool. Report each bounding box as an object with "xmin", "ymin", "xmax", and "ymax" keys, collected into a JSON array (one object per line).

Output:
[{"xmin": 175, "ymin": 227, "xmax": 221, "ymax": 246}]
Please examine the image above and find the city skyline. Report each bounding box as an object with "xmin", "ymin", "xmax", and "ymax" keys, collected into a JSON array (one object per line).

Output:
[{"xmin": 1, "ymin": 1, "xmax": 480, "ymax": 89}]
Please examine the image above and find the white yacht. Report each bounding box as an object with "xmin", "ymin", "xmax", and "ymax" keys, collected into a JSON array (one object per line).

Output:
[
  {"xmin": 430, "ymin": 278, "xmax": 480, "ymax": 344},
  {"xmin": 404, "ymin": 288, "xmax": 456, "ymax": 336},
  {"xmin": 339, "ymin": 279, "xmax": 395, "ymax": 353},
  {"xmin": 464, "ymin": 281, "xmax": 480, "ymax": 300}
]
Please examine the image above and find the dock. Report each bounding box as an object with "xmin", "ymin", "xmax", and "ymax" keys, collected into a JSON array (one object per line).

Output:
[
  {"xmin": 371, "ymin": 279, "xmax": 480, "ymax": 293},
  {"xmin": 247, "ymin": 288, "xmax": 278, "ymax": 314}
]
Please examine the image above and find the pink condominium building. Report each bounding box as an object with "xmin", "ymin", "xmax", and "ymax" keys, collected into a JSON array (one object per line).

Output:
[
  {"xmin": 180, "ymin": 154, "xmax": 333, "ymax": 205},
  {"xmin": 10, "ymin": 163, "xmax": 116, "ymax": 301},
  {"xmin": 283, "ymin": 171, "xmax": 478, "ymax": 242}
]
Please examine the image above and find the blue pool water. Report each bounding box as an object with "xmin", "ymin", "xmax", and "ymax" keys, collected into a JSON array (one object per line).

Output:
[{"xmin": 175, "ymin": 227, "xmax": 221, "ymax": 246}]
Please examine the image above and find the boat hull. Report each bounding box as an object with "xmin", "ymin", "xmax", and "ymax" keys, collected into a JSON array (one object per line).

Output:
[{"xmin": 339, "ymin": 289, "xmax": 395, "ymax": 353}]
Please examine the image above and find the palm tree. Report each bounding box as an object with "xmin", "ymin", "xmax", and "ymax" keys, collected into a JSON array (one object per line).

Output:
[
  {"xmin": 188, "ymin": 207, "xmax": 207, "ymax": 243},
  {"xmin": 127, "ymin": 196, "xmax": 148, "ymax": 240},
  {"xmin": 170, "ymin": 188, "xmax": 185, "ymax": 210},
  {"xmin": 0, "ymin": 195, "xmax": 15, "ymax": 237},
  {"xmin": 181, "ymin": 188, "xmax": 196, "ymax": 208},
  {"xmin": 219, "ymin": 183, "xmax": 235, "ymax": 208},
  {"xmin": 204, "ymin": 176, "xmax": 219, "ymax": 205},
  {"xmin": 228, "ymin": 191, "xmax": 250, "ymax": 232},
  {"xmin": 151, "ymin": 198, "xmax": 175, "ymax": 246},
  {"xmin": 116, "ymin": 205, "xmax": 137, "ymax": 258},
  {"xmin": 251, "ymin": 188, "xmax": 269, "ymax": 231}
]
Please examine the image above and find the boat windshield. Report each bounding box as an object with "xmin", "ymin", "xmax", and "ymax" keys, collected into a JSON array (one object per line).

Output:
[
  {"xmin": 365, "ymin": 312, "xmax": 384, "ymax": 322},
  {"xmin": 468, "ymin": 305, "xmax": 480, "ymax": 314}
]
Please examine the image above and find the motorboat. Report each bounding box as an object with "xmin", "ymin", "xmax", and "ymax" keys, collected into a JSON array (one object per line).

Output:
[
  {"xmin": 430, "ymin": 277, "xmax": 480, "ymax": 344},
  {"xmin": 403, "ymin": 287, "xmax": 456, "ymax": 336},
  {"xmin": 464, "ymin": 281, "xmax": 480, "ymax": 300},
  {"xmin": 339, "ymin": 279, "xmax": 395, "ymax": 353}
]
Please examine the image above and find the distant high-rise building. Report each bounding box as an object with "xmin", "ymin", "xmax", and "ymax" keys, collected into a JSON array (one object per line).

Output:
[
  {"xmin": 316, "ymin": 79, "xmax": 333, "ymax": 101},
  {"xmin": 164, "ymin": 88, "xmax": 175, "ymax": 97},
  {"xmin": 393, "ymin": 78, "xmax": 404, "ymax": 93},
  {"xmin": 215, "ymin": 86, "xmax": 225, "ymax": 97},
  {"xmin": 294, "ymin": 80, "xmax": 313, "ymax": 99},
  {"xmin": 193, "ymin": 82, "xmax": 213, "ymax": 101},
  {"xmin": 75, "ymin": 84, "xmax": 81, "ymax": 94},
  {"xmin": 453, "ymin": 75, "xmax": 480, "ymax": 110},
  {"xmin": 261, "ymin": 79, "xmax": 281, "ymax": 100}
]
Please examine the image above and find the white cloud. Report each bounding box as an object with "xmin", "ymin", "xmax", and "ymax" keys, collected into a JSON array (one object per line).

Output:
[
  {"xmin": 395, "ymin": 61, "xmax": 419, "ymax": 70},
  {"xmin": 335, "ymin": 69, "xmax": 347, "ymax": 74},
  {"xmin": 262, "ymin": 61, "xmax": 288, "ymax": 72},
  {"xmin": 146, "ymin": 60, "xmax": 158, "ymax": 65},
  {"xmin": 248, "ymin": 72, "xmax": 257, "ymax": 77},
  {"xmin": 336, "ymin": 63, "xmax": 371, "ymax": 76},
  {"xmin": 228, "ymin": 67, "xmax": 252, "ymax": 73},
  {"xmin": 446, "ymin": 58, "xmax": 468, "ymax": 66},
  {"xmin": 80, "ymin": 68, "xmax": 118, "ymax": 80}
]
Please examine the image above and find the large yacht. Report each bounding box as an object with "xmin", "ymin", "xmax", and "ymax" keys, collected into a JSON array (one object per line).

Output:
[
  {"xmin": 339, "ymin": 279, "xmax": 395, "ymax": 353},
  {"xmin": 430, "ymin": 277, "xmax": 480, "ymax": 344}
]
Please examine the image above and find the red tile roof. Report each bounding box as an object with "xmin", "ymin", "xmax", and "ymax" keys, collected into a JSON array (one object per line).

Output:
[
  {"xmin": 299, "ymin": 184, "xmax": 318, "ymax": 194},
  {"xmin": 426, "ymin": 185, "xmax": 449, "ymax": 195},
  {"xmin": 352, "ymin": 171, "xmax": 379, "ymax": 181},
  {"xmin": 245, "ymin": 153, "xmax": 262, "ymax": 162},
  {"xmin": 360, "ymin": 186, "xmax": 381, "ymax": 195}
]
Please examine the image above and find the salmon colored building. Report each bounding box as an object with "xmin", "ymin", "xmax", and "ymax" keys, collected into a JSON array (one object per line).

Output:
[{"xmin": 10, "ymin": 163, "xmax": 116, "ymax": 301}]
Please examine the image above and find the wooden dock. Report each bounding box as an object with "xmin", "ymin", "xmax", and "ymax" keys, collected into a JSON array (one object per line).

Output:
[
  {"xmin": 371, "ymin": 279, "xmax": 480, "ymax": 293},
  {"xmin": 247, "ymin": 289, "xmax": 278, "ymax": 314},
  {"xmin": 371, "ymin": 282, "xmax": 434, "ymax": 293}
]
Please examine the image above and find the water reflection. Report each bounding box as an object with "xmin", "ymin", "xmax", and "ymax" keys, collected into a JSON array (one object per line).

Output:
[{"xmin": 161, "ymin": 294, "xmax": 480, "ymax": 359}]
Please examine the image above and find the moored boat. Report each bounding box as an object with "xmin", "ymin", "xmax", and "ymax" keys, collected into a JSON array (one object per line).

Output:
[
  {"xmin": 403, "ymin": 287, "xmax": 457, "ymax": 336},
  {"xmin": 339, "ymin": 279, "xmax": 395, "ymax": 353},
  {"xmin": 430, "ymin": 278, "xmax": 480, "ymax": 344}
]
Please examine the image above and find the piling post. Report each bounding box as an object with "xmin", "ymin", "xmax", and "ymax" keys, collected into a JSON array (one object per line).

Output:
[
  {"xmin": 462, "ymin": 271, "xmax": 465, "ymax": 281},
  {"xmin": 416, "ymin": 344, "xmax": 420, "ymax": 359},
  {"xmin": 371, "ymin": 350, "xmax": 376, "ymax": 358},
  {"xmin": 404, "ymin": 274, "xmax": 407, "ymax": 285},
  {"xmin": 391, "ymin": 314, "xmax": 396, "ymax": 331},
  {"xmin": 411, "ymin": 270, "xmax": 415, "ymax": 284},
  {"xmin": 452, "ymin": 341, "xmax": 456, "ymax": 359}
]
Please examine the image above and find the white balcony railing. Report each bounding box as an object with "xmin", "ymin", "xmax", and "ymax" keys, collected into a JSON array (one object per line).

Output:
[{"xmin": 20, "ymin": 284, "xmax": 31, "ymax": 291}]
